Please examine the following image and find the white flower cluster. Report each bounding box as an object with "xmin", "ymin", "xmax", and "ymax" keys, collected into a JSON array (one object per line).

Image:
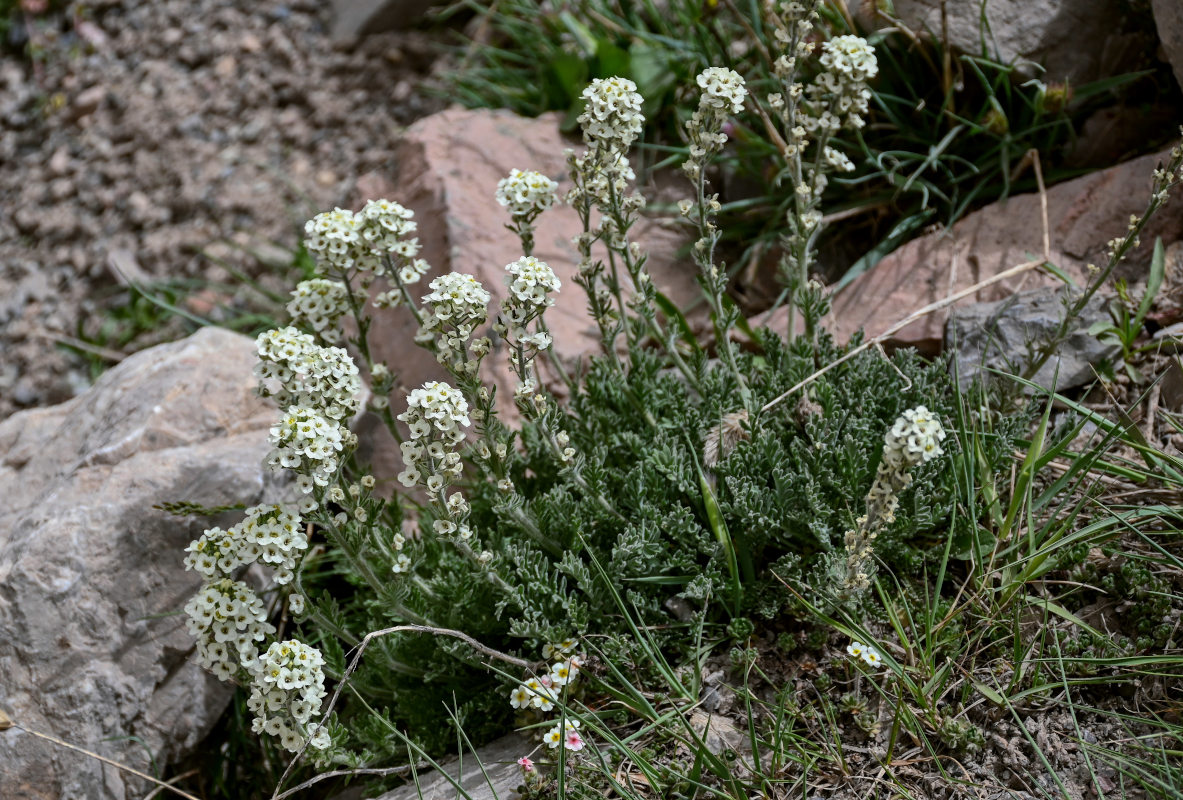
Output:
[
  {"xmin": 184, "ymin": 504, "xmax": 307, "ymax": 584},
  {"xmin": 499, "ymin": 256, "xmax": 561, "ymax": 353},
  {"xmin": 820, "ymin": 35, "xmax": 878, "ymax": 84},
  {"xmin": 509, "ymin": 640, "xmax": 586, "ymax": 753},
  {"xmin": 184, "ymin": 579, "xmax": 275, "ymax": 681},
  {"xmin": 287, "ymin": 279, "xmax": 352, "ymax": 342},
  {"xmin": 697, "ymin": 66, "xmax": 747, "ymax": 114},
  {"xmin": 496, "ymin": 169, "xmax": 559, "ymax": 220},
  {"xmin": 846, "ymin": 640, "xmax": 883, "ymax": 668},
  {"xmin": 397, "ymin": 380, "xmax": 470, "ymax": 495},
  {"xmin": 247, "ymin": 639, "xmax": 330, "ymax": 753},
  {"xmin": 268, "ymin": 405, "xmax": 349, "ymax": 490},
  {"xmin": 255, "ymin": 326, "xmax": 360, "ymax": 491},
  {"xmin": 255, "ymin": 327, "xmax": 361, "ymax": 421},
  {"xmin": 805, "ymin": 35, "xmax": 876, "ymax": 135},
  {"xmin": 684, "ymin": 66, "xmax": 748, "ymax": 183},
  {"xmin": 303, "ymin": 199, "xmax": 429, "ymax": 281},
  {"xmin": 578, "ymin": 76, "xmax": 644, "ymax": 154},
  {"xmin": 841, "ymin": 406, "xmax": 946, "ymax": 595},
  {"xmin": 882, "ymin": 405, "xmax": 946, "ymax": 470},
  {"xmin": 417, "ymin": 273, "xmax": 491, "ymax": 372}
]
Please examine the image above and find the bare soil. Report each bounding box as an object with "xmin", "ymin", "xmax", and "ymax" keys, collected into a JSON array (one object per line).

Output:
[{"xmin": 0, "ymin": 0, "xmax": 449, "ymax": 418}]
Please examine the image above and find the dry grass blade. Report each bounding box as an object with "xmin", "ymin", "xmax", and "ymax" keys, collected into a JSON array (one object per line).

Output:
[
  {"xmin": 0, "ymin": 712, "xmax": 201, "ymax": 800},
  {"xmin": 762, "ymin": 150, "xmax": 1052, "ymax": 415}
]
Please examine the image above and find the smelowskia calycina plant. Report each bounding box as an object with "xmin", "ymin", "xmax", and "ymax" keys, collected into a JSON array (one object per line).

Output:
[
  {"xmin": 176, "ymin": 52, "xmax": 967, "ymax": 779},
  {"xmin": 759, "ymin": 0, "xmax": 878, "ymax": 346}
]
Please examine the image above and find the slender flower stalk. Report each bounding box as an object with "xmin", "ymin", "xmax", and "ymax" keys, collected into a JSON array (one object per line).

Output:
[
  {"xmin": 766, "ymin": 1, "xmax": 876, "ymax": 344},
  {"xmin": 682, "ymin": 66, "xmax": 752, "ymax": 408},
  {"xmin": 837, "ymin": 406, "xmax": 946, "ymax": 603}
]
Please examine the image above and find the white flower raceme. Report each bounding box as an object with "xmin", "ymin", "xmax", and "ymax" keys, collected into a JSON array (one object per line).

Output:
[
  {"xmin": 267, "ymin": 405, "xmax": 349, "ymax": 489},
  {"xmin": 504, "ymin": 256, "xmax": 561, "ymax": 311},
  {"xmin": 255, "ymin": 326, "xmax": 361, "ymax": 421},
  {"xmin": 247, "ymin": 639, "xmax": 330, "ymax": 753},
  {"xmin": 184, "ymin": 504, "xmax": 307, "ymax": 584},
  {"xmin": 805, "ymin": 35, "xmax": 877, "ymax": 132},
  {"xmin": 184, "ymin": 579, "xmax": 276, "ymax": 681},
  {"xmin": 418, "ymin": 273, "xmax": 491, "ymax": 371},
  {"xmin": 287, "ymin": 279, "xmax": 351, "ymax": 342},
  {"xmin": 840, "ymin": 406, "xmax": 946, "ymax": 596},
  {"xmin": 684, "ymin": 66, "xmax": 747, "ymax": 188},
  {"xmin": 358, "ymin": 198, "xmax": 418, "ymax": 257},
  {"xmin": 820, "ymin": 35, "xmax": 878, "ymax": 83},
  {"xmin": 303, "ymin": 199, "xmax": 427, "ymax": 280},
  {"xmin": 578, "ymin": 76, "xmax": 645, "ymax": 152},
  {"xmin": 303, "ymin": 207, "xmax": 371, "ymax": 274},
  {"xmin": 696, "ymin": 66, "xmax": 747, "ymax": 114},
  {"xmin": 883, "ymin": 405, "xmax": 947, "ymax": 470},
  {"xmin": 496, "ymin": 169, "xmax": 559, "ymax": 219},
  {"xmin": 499, "ymin": 257, "xmax": 561, "ymax": 356},
  {"xmin": 396, "ymin": 381, "xmax": 470, "ymax": 494}
]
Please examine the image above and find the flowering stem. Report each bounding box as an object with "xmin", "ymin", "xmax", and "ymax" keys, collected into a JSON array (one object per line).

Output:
[
  {"xmin": 319, "ymin": 514, "xmax": 433, "ymax": 626},
  {"xmin": 1023, "ymin": 142, "xmax": 1183, "ymax": 382},
  {"xmin": 692, "ymin": 164, "xmax": 751, "ymax": 409}
]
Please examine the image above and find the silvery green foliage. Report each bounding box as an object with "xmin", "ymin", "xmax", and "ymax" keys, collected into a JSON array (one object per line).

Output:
[{"xmin": 183, "ymin": 72, "xmax": 1018, "ymax": 771}]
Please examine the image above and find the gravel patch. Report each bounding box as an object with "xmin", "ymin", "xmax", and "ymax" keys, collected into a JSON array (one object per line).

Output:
[{"xmin": 0, "ymin": 0, "xmax": 447, "ymax": 417}]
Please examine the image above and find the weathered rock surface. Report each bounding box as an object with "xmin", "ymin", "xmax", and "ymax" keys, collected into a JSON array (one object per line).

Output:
[
  {"xmin": 369, "ymin": 106, "xmax": 699, "ymax": 401},
  {"xmin": 372, "ymin": 733, "xmax": 530, "ymax": 800},
  {"xmin": 757, "ymin": 147, "xmax": 1183, "ymax": 352},
  {"xmin": 331, "ymin": 0, "xmax": 440, "ymax": 39},
  {"xmin": 1152, "ymin": 0, "xmax": 1183, "ymax": 91},
  {"xmin": 857, "ymin": 0, "xmax": 1132, "ymax": 82},
  {"xmin": 0, "ymin": 327, "xmax": 275, "ymax": 799},
  {"xmin": 946, "ymin": 287, "xmax": 1121, "ymax": 392}
]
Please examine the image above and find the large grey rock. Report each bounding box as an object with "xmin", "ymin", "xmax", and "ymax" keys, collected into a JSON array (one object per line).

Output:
[
  {"xmin": 946, "ymin": 287, "xmax": 1120, "ymax": 392},
  {"xmin": 373, "ymin": 733, "xmax": 530, "ymax": 800},
  {"xmin": 859, "ymin": 0, "xmax": 1130, "ymax": 82},
  {"xmin": 1152, "ymin": 0, "xmax": 1183, "ymax": 91},
  {"xmin": 0, "ymin": 327, "xmax": 276, "ymax": 799}
]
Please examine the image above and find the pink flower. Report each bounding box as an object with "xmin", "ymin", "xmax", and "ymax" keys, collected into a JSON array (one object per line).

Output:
[
  {"xmin": 517, "ymin": 756, "xmax": 535, "ymax": 772},
  {"xmin": 564, "ymin": 731, "xmax": 585, "ymax": 752}
]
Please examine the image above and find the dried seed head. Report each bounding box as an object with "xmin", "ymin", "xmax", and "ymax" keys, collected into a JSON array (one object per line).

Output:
[{"xmin": 704, "ymin": 410, "xmax": 750, "ymax": 468}]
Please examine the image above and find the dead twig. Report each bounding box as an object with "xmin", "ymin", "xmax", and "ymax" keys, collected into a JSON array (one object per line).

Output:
[
  {"xmin": 270, "ymin": 624, "xmax": 528, "ymax": 800},
  {"xmin": 36, "ymin": 331, "xmax": 127, "ymax": 362},
  {"xmin": 273, "ymin": 765, "xmax": 421, "ymax": 800}
]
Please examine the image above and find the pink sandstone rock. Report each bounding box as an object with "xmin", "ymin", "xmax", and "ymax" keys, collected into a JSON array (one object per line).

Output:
[
  {"xmin": 757, "ymin": 147, "xmax": 1183, "ymax": 353},
  {"xmin": 367, "ymin": 106, "xmax": 699, "ymax": 402}
]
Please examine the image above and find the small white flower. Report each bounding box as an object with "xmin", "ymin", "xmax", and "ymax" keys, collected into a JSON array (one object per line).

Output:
[
  {"xmin": 549, "ymin": 661, "xmax": 574, "ymax": 687},
  {"xmin": 509, "ymin": 684, "xmax": 533, "ymax": 709}
]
